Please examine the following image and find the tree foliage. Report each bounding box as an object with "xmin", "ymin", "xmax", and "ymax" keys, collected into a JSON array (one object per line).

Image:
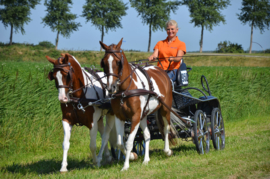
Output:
[
  {"xmin": 237, "ymin": 0, "xmax": 270, "ymax": 53},
  {"xmin": 42, "ymin": 0, "xmax": 81, "ymax": 49},
  {"xmin": 182, "ymin": 0, "xmax": 230, "ymax": 53},
  {"xmin": 82, "ymin": 0, "xmax": 128, "ymax": 51},
  {"xmin": 38, "ymin": 41, "xmax": 55, "ymax": 48},
  {"xmin": 129, "ymin": 0, "xmax": 180, "ymax": 52},
  {"xmin": 216, "ymin": 41, "xmax": 244, "ymax": 53},
  {"xmin": 0, "ymin": 0, "xmax": 40, "ymax": 45}
]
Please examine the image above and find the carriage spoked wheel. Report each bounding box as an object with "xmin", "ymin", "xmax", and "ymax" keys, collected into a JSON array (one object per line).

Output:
[
  {"xmin": 193, "ymin": 110, "xmax": 210, "ymax": 154},
  {"xmin": 210, "ymin": 108, "xmax": 225, "ymax": 150},
  {"xmin": 133, "ymin": 140, "xmax": 145, "ymax": 155}
]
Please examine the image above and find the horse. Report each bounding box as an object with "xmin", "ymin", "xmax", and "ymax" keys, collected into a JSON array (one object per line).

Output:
[
  {"xmin": 46, "ymin": 53, "xmax": 116, "ymax": 172},
  {"xmin": 98, "ymin": 38, "xmax": 177, "ymax": 171}
]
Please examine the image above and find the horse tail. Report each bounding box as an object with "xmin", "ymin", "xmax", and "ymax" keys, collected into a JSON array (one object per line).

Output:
[
  {"xmin": 155, "ymin": 111, "xmax": 165, "ymax": 140},
  {"xmin": 169, "ymin": 107, "xmax": 186, "ymax": 145},
  {"xmin": 155, "ymin": 108, "xmax": 185, "ymax": 146}
]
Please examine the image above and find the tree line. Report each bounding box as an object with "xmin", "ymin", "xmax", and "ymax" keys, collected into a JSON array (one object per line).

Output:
[{"xmin": 0, "ymin": 0, "xmax": 269, "ymax": 53}]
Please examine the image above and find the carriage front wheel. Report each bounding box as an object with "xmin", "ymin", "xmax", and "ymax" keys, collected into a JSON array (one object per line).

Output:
[
  {"xmin": 193, "ymin": 110, "xmax": 210, "ymax": 154},
  {"xmin": 210, "ymin": 108, "xmax": 225, "ymax": 150}
]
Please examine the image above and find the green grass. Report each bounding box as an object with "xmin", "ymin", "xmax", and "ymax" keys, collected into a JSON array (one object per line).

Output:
[
  {"xmin": 0, "ymin": 116, "xmax": 269, "ymax": 178},
  {"xmin": 0, "ymin": 56, "xmax": 270, "ymax": 178}
]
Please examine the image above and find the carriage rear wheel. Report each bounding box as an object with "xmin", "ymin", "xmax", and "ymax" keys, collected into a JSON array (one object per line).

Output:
[
  {"xmin": 210, "ymin": 108, "xmax": 225, "ymax": 150},
  {"xmin": 193, "ymin": 110, "xmax": 210, "ymax": 154}
]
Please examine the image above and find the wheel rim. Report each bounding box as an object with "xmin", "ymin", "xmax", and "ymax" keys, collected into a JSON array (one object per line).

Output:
[
  {"xmin": 194, "ymin": 110, "xmax": 210, "ymax": 154},
  {"xmin": 212, "ymin": 109, "xmax": 225, "ymax": 150}
]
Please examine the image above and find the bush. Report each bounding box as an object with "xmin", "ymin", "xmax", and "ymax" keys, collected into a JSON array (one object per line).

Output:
[
  {"xmin": 38, "ymin": 41, "xmax": 55, "ymax": 49},
  {"xmin": 265, "ymin": 49, "xmax": 270, "ymax": 53},
  {"xmin": 216, "ymin": 41, "xmax": 244, "ymax": 53}
]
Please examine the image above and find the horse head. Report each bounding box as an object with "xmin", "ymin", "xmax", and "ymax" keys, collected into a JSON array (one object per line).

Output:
[
  {"xmin": 46, "ymin": 53, "xmax": 84, "ymax": 103},
  {"xmin": 99, "ymin": 38, "xmax": 126, "ymax": 94}
]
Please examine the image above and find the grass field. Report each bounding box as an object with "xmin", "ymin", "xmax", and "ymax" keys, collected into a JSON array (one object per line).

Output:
[{"xmin": 0, "ymin": 48, "xmax": 270, "ymax": 178}]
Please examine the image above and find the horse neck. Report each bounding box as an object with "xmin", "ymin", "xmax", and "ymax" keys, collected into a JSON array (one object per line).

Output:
[
  {"xmin": 69, "ymin": 60, "xmax": 84, "ymax": 98},
  {"xmin": 119, "ymin": 53, "xmax": 134, "ymax": 91}
]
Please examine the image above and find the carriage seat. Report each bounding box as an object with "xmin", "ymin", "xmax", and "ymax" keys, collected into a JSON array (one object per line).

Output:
[{"xmin": 174, "ymin": 59, "xmax": 189, "ymax": 88}]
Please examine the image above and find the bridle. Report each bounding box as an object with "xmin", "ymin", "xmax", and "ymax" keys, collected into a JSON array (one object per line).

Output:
[
  {"xmin": 101, "ymin": 48, "xmax": 124, "ymax": 78},
  {"xmin": 48, "ymin": 61, "xmax": 74, "ymax": 94}
]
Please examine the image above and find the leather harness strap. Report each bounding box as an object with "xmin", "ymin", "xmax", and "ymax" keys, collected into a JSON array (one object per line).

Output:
[{"xmin": 110, "ymin": 63, "xmax": 189, "ymax": 126}]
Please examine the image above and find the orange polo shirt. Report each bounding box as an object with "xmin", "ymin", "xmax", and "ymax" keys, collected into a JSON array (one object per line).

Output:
[{"xmin": 154, "ymin": 36, "xmax": 186, "ymax": 71}]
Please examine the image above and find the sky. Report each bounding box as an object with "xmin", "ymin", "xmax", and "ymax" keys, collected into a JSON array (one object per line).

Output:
[{"xmin": 0, "ymin": 0, "xmax": 269, "ymax": 52}]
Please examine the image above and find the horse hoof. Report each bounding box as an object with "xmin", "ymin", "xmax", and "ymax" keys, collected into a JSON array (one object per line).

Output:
[
  {"xmin": 121, "ymin": 167, "xmax": 129, "ymax": 171},
  {"xmin": 164, "ymin": 150, "xmax": 173, "ymax": 157},
  {"xmin": 142, "ymin": 160, "xmax": 149, "ymax": 165},
  {"xmin": 130, "ymin": 152, "xmax": 138, "ymax": 161},
  {"xmin": 60, "ymin": 166, "xmax": 68, "ymax": 173}
]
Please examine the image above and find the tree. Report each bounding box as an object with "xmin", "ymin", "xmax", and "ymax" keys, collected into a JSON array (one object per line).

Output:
[
  {"xmin": 82, "ymin": 0, "xmax": 128, "ymax": 51},
  {"xmin": 0, "ymin": 0, "xmax": 40, "ymax": 45},
  {"xmin": 237, "ymin": 0, "xmax": 270, "ymax": 54},
  {"xmin": 42, "ymin": 0, "xmax": 81, "ymax": 49},
  {"xmin": 130, "ymin": 0, "xmax": 180, "ymax": 52},
  {"xmin": 216, "ymin": 41, "xmax": 244, "ymax": 53},
  {"xmin": 182, "ymin": 0, "xmax": 230, "ymax": 53}
]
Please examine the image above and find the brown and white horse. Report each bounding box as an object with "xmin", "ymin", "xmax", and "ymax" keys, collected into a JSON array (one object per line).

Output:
[
  {"xmin": 99, "ymin": 39, "xmax": 174, "ymax": 171},
  {"xmin": 46, "ymin": 53, "xmax": 116, "ymax": 172}
]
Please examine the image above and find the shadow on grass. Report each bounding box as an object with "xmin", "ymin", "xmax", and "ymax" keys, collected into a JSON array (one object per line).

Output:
[
  {"xmin": 2, "ymin": 158, "xmax": 97, "ymax": 175},
  {"xmin": 2, "ymin": 145, "xmax": 199, "ymax": 175}
]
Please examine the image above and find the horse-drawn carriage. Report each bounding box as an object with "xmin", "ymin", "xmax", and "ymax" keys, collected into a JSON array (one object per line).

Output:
[
  {"xmin": 124, "ymin": 62, "xmax": 225, "ymax": 157},
  {"xmin": 47, "ymin": 38, "xmax": 225, "ymax": 172}
]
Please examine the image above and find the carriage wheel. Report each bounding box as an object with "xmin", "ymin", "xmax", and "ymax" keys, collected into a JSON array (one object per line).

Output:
[
  {"xmin": 193, "ymin": 110, "xmax": 210, "ymax": 154},
  {"xmin": 133, "ymin": 140, "xmax": 145, "ymax": 155},
  {"xmin": 211, "ymin": 108, "xmax": 225, "ymax": 150}
]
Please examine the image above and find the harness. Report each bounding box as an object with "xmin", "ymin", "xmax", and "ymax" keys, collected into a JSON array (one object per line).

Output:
[
  {"xmin": 49, "ymin": 60, "xmax": 111, "ymax": 126},
  {"xmin": 101, "ymin": 49, "xmax": 189, "ymax": 126}
]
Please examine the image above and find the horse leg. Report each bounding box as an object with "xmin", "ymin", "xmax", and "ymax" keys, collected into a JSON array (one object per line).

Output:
[
  {"xmin": 162, "ymin": 116, "xmax": 173, "ymax": 157},
  {"xmin": 97, "ymin": 114, "xmax": 115, "ymax": 167},
  {"xmin": 114, "ymin": 117, "xmax": 138, "ymax": 162},
  {"xmin": 140, "ymin": 116, "xmax": 150, "ymax": 165},
  {"xmin": 121, "ymin": 118, "xmax": 140, "ymax": 171},
  {"xmin": 60, "ymin": 120, "xmax": 73, "ymax": 173},
  {"xmin": 115, "ymin": 117, "xmax": 126, "ymax": 156},
  {"xmin": 89, "ymin": 117, "xmax": 99, "ymax": 165}
]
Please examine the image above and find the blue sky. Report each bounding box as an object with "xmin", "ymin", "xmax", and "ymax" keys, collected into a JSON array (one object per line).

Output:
[{"xmin": 0, "ymin": 0, "xmax": 269, "ymax": 52}]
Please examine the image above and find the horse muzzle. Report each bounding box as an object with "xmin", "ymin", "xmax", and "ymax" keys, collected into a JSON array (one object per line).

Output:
[{"xmin": 58, "ymin": 94, "xmax": 70, "ymax": 103}]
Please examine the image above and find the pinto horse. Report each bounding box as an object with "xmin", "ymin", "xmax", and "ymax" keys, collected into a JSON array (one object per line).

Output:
[
  {"xmin": 46, "ymin": 53, "xmax": 116, "ymax": 172},
  {"xmin": 99, "ymin": 38, "xmax": 176, "ymax": 171}
]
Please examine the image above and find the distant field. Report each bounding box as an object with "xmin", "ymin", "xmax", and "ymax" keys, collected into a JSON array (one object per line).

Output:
[
  {"xmin": 0, "ymin": 48, "xmax": 270, "ymax": 178},
  {"xmin": 0, "ymin": 45, "xmax": 270, "ymax": 67}
]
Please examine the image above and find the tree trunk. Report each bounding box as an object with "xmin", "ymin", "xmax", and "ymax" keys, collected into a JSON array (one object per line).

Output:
[
  {"xmin": 9, "ymin": 24, "xmax": 13, "ymax": 45},
  {"xmin": 55, "ymin": 31, "xmax": 59, "ymax": 50},
  {"xmin": 200, "ymin": 25, "xmax": 204, "ymax": 53},
  {"xmin": 100, "ymin": 25, "xmax": 104, "ymax": 51},
  {"xmin": 148, "ymin": 23, "xmax": 152, "ymax": 52},
  {"xmin": 249, "ymin": 21, "xmax": 254, "ymax": 54}
]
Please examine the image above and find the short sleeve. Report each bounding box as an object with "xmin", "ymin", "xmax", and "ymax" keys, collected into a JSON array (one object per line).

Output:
[
  {"xmin": 154, "ymin": 41, "xmax": 162, "ymax": 51},
  {"xmin": 177, "ymin": 41, "xmax": 186, "ymax": 54}
]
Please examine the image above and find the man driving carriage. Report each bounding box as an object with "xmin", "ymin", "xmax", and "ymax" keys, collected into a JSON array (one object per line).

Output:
[{"xmin": 148, "ymin": 20, "xmax": 186, "ymax": 82}]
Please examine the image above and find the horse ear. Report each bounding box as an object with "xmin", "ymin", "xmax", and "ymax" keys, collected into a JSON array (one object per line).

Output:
[
  {"xmin": 116, "ymin": 38, "xmax": 123, "ymax": 49},
  {"xmin": 63, "ymin": 53, "xmax": 70, "ymax": 64},
  {"xmin": 46, "ymin": 56, "xmax": 56, "ymax": 64},
  {"xmin": 47, "ymin": 71, "xmax": 54, "ymax": 81},
  {"xmin": 100, "ymin": 41, "xmax": 109, "ymax": 51}
]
